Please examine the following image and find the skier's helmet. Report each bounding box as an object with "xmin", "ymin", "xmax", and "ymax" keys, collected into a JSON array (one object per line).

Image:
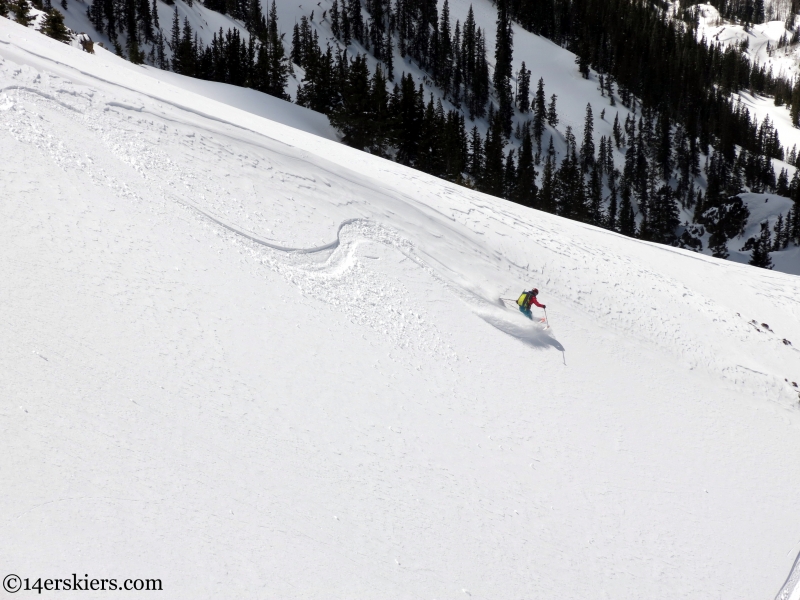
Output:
[{"xmin": 531, "ymin": 288, "xmax": 539, "ymax": 295}]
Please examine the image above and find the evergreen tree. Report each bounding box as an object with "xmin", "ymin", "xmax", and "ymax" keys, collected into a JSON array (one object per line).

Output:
[
  {"xmin": 123, "ymin": 0, "xmax": 138, "ymax": 54},
  {"xmin": 393, "ymin": 74, "xmax": 424, "ymax": 166},
  {"xmin": 87, "ymin": 0, "xmax": 116, "ymax": 41},
  {"xmin": 384, "ymin": 29, "xmax": 394, "ymax": 81},
  {"xmin": 480, "ymin": 105, "xmax": 506, "ymax": 196},
  {"xmin": 128, "ymin": 35, "xmax": 145, "ymax": 64},
  {"xmin": 471, "ymin": 28, "xmax": 489, "ymax": 118},
  {"xmin": 575, "ymin": 52, "xmax": 589, "ymax": 79},
  {"xmin": 749, "ymin": 221, "xmax": 774, "ymax": 268},
  {"xmin": 170, "ymin": 7, "xmax": 180, "ymax": 58},
  {"xmin": 580, "ymin": 103, "xmax": 595, "ymax": 172},
  {"xmin": 532, "ymin": 77, "xmax": 546, "ymax": 149},
  {"xmin": 777, "ymin": 168, "xmax": 790, "ymax": 196},
  {"xmin": 42, "ymin": 8, "xmax": 72, "ymax": 41},
  {"xmin": 151, "ymin": 0, "xmax": 158, "ymax": 31},
  {"xmin": 603, "ymin": 136, "xmax": 614, "ymax": 175},
  {"xmin": 138, "ymin": 0, "xmax": 153, "ymax": 42},
  {"xmin": 349, "ymin": 0, "xmax": 364, "ymax": 45},
  {"xmin": 462, "ymin": 5, "xmax": 477, "ymax": 109},
  {"xmin": 493, "ymin": 0, "xmax": 513, "ymax": 136},
  {"xmin": 263, "ymin": 0, "xmax": 290, "ymax": 99},
  {"xmin": 709, "ymin": 229, "xmax": 729, "ymax": 259},
  {"xmin": 618, "ymin": 180, "xmax": 636, "ymax": 236},
  {"xmin": 451, "ymin": 20, "xmax": 462, "ymax": 105},
  {"xmin": 368, "ymin": 64, "xmax": 392, "ymax": 156},
  {"xmin": 791, "ymin": 79, "xmax": 800, "ymax": 127},
  {"xmin": 418, "ymin": 95, "xmax": 443, "ymax": 175},
  {"xmin": 773, "ymin": 213, "xmax": 786, "ymax": 250},
  {"xmin": 331, "ymin": 0, "xmax": 340, "ymax": 39},
  {"xmin": 547, "ymin": 93, "xmax": 558, "ymax": 127},
  {"xmin": 503, "ymin": 148, "xmax": 517, "ymax": 199},
  {"xmin": 598, "ymin": 135, "xmax": 607, "ymax": 176},
  {"xmin": 642, "ymin": 184, "xmax": 679, "ymax": 244},
  {"xmin": 291, "ymin": 22, "xmax": 301, "ymax": 65},
  {"xmin": 607, "ymin": 172, "xmax": 619, "ymax": 231},
  {"xmin": 329, "ymin": 53, "xmax": 373, "ymax": 149},
  {"xmin": 436, "ymin": 0, "xmax": 453, "ymax": 94},
  {"xmin": 156, "ymin": 31, "xmax": 167, "ymax": 69},
  {"xmin": 177, "ymin": 18, "xmax": 197, "ymax": 75},
  {"xmin": 297, "ymin": 44, "xmax": 338, "ymax": 113},
  {"xmin": 244, "ymin": 0, "xmax": 261, "ymax": 34},
  {"xmin": 789, "ymin": 203, "xmax": 800, "ymax": 245},
  {"xmin": 587, "ymin": 164, "xmax": 603, "ymax": 225},
  {"xmin": 517, "ymin": 62, "xmax": 531, "ymax": 113},
  {"xmin": 656, "ymin": 109, "xmax": 672, "ymax": 180},
  {"xmin": 513, "ymin": 126, "xmax": 537, "ymax": 207},
  {"xmin": 754, "ymin": 0, "xmax": 765, "ymax": 24},
  {"xmin": 607, "ymin": 75, "xmax": 616, "ymax": 105},
  {"xmin": 11, "ymin": 0, "xmax": 33, "ymax": 25},
  {"xmin": 441, "ymin": 110, "xmax": 468, "ymax": 180},
  {"xmin": 341, "ymin": 0, "xmax": 351, "ymax": 46},
  {"xmin": 468, "ymin": 124, "xmax": 483, "ymax": 182},
  {"xmin": 539, "ymin": 150, "xmax": 556, "ymax": 214},
  {"xmin": 556, "ymin": 126, "xmax": 586, "ymax": 220}
]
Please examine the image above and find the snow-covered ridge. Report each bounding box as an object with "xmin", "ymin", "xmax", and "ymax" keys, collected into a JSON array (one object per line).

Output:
[
  {"xmin": 9, "ymin": 0, "xmax": 800, "ymax": 271},
  {"xmin": 2, "ymin": 15, "xmax": 800, "ymax": 600}
]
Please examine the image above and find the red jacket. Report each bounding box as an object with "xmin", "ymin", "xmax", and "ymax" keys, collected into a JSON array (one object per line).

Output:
[{"xmin": 529, "ymin": 295, "xmax": 544, "ymax": 308}]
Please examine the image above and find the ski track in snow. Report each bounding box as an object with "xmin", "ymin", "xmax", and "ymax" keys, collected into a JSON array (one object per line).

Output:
[
  {"xmin": 2, "ymin": 54, "xmax": 799, "ymax": 406},
  {"xmin": 0, "ymin": 64, "xmax": 458, "ymax": 364},
  {"xmin": 3, "ymin": 41, "xmax": 800, "ymax": 599}
]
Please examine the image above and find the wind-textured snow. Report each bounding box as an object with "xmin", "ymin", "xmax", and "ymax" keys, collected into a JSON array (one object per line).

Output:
[
  {"xmin": 19, "ymin": 0, "xmax": 800, "ymax": 269},
  {"xmin": 2, "ymin": 17, "xmax": 800, "ymax": 600}
]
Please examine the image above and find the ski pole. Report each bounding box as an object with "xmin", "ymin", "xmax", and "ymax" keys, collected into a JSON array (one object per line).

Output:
[{"xmin": 543, "ymin": 307, "xmax": 549, "ymax": 327}]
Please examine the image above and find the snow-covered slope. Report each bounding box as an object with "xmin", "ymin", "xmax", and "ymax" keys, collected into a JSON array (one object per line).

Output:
[
  {"xmin": 2, "ymin": 16, "xmax": 800, "ymax": 600},
  {"xmin": 7, "ymin": 11, "xmax": 339, "ymax": 141},
  {"xmin": 690, "ymin": 4, "xmax": 800, "ymax": 156},
  {"xmin": 116, "ymin": 59, "xmax": 339, "ymax": 141},
  {"xmin": 695, "ymin": 3, "xmax": 800, "ymax": 80},
  {"xmin": 16, "ymin": 0, "xmax": 800, "ymax": 269}
]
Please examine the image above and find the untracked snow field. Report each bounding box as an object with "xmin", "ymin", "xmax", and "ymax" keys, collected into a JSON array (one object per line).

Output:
[{"xmin": 2, "ymin": 18, "xmax": 800, "ymax": 600}]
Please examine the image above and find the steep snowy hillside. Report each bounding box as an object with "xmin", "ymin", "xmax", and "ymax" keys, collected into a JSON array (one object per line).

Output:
[
  {"xmin": 8, "ymin": 0, "xmax": 800, "ymax": 271},
  {"xmin": 695, "ymin": 3, "xmax": 800, "ymax": 79},
  {"xmin": 2, "ymin": 16, "xmax": 800, "ymax": 600}
]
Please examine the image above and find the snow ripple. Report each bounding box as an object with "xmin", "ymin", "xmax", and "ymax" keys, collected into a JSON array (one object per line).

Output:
[{"xmin": 776, "ymin": 550, "xmax": 800, "ymax": 600}]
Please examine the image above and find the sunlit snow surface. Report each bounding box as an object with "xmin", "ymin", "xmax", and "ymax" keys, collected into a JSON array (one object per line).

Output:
[
  {"xmin": 16, "ymin": 0, "xmax": 800, "ymax": 268},
  {"xmin": 2, "ymin": 18, "xmax": 800, "ymax": 600}
]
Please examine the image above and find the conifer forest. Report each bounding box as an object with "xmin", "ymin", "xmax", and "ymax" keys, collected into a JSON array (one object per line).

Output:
[{"xmin": 19, "ymin": 0, "xmax": 800, "ymax": 267}]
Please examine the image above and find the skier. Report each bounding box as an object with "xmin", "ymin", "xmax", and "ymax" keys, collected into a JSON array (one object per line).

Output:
[{"xmin": 517, "ymin": 288, "xmax": 546, "ymax": 320}]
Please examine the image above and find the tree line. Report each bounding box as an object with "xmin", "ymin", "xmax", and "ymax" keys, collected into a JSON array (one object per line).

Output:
[
  {"xmin": 694, "ymin": 0, "xmax": 768, "ymax": 26},
  {"xmin": 2, "ymin": 0, "xmax": 73, "ymax": 43},
  {"xmin": 20, "ymin": 0, "xmax": 800, "ymax": 265}
]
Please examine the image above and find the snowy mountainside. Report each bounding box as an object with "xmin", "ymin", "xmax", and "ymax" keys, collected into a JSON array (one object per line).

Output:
[
  {"xmin": 57, "ymin": 0, "xmax": 246, "ymax": 57},
  {"xmin": 2, "ymin": 17, "xmax": 800, "ymax": 599},
  {"xmin": 695, "ymin": 3, "xmax": 800, "ymax": 79},
  {"xmin": 120, "ymin": 60, "xmax": 339, "ymax": 139},
  {"xmin": 734, "ymin": 191, "xmax": 800, "ymax": 272},
  {"xmin": 8, "ymin": 0, "xmax": 800, "ymax": 270}
]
